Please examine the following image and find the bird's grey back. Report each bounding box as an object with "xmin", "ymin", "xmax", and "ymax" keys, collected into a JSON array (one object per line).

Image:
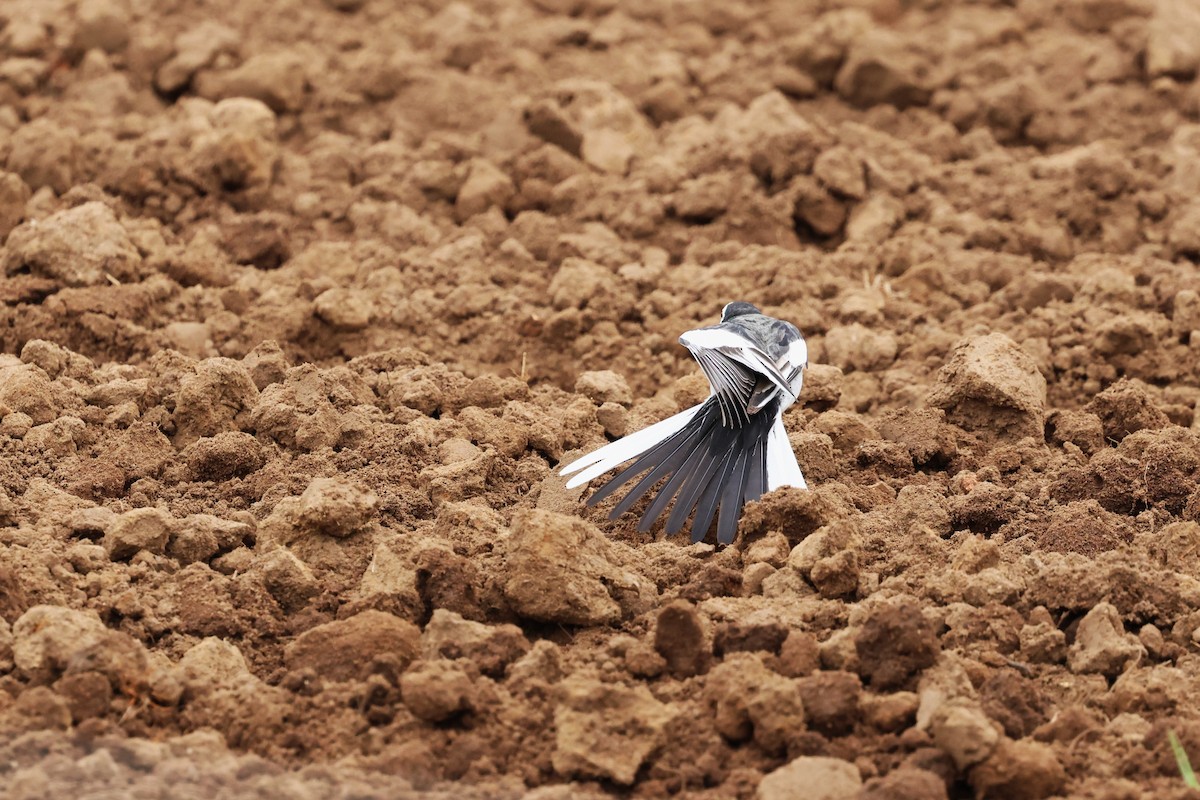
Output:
[{"xmin": 723, "ymin": 314, "xmax": 802, "ymax": 362}]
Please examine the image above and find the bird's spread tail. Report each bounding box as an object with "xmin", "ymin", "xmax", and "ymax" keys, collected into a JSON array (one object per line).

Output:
[{"xmin": 561, "ymin": 398, "xmax": 805, "ymax": 545}]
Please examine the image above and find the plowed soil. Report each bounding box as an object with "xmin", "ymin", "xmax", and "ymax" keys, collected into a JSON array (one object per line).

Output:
[{"xmin": 3, "ymin": 0, "xmax": 1200, "ymax": 798}]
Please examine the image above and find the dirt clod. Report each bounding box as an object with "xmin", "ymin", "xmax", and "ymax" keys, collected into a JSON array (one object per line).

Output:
[
  {"xmin": 421, "ymin": 610, "xmax": 530, "ymax": 678},
  {"xmin": 552, "ymin": 673, "xmax": 675, "ymax": 785},
  {"xmin": 1036, "ymin": 500, "xmax": 1133, "ymax": 556},
  {"xmin": 501, "ymin": 509, "xmax": 656, "ymax": 625},
  {"xmin": 103, "ymin": 507, "xmax": 173, "ymax": 560},
  {"xmin": 184, "ymin": 432, "xmax": 267, "ymax": 481},
  {"xmin": 1086, "ymin": 378, "xmax": 1171, "ymax": 442},
  {"xmin": 654, "ymin": 601, "xmax": 709, "ymax": 678},
  {"xmin": 969, "ymin": 738, "xmax": 1066, "ymax": 800},
  {"xmin": 400, "ymin": 660, "xmax": 476, "ymax": 723},
  {"xmin": 756, "ymin": 756, "xmax": 862, "ymax": 800},
  {"xmin": 296, "ymin": 477, "xmax": 378, "ymax": 539},
  {"xmin": 797, "ymin": 670, "xmax": 862, "ymax": 737},
  {"xmin": 0, "ymin": 363, "xmax": 59, "ymax": 425},
  {"xmin": 12, "ymin": 606, "xmax": 109, "ymax": 684},
  {"xmin": 855, "ymin": 598, "xmax": 941, "ymax": 690},
  {"xmin": 705, "ymin": 653, "xmax": 807, "ymax": 755},
  {"xmin": 928, "ymin": 334, "xmax": 1047, "ymax": 441},
  {"xmin": 929, "ymin": 699, "xmax": 1001, "ymax": 771},
  {"xmin": 259, "ymin": 547, "xmax": 320, "ymax": 611},
  {"xmin": 574, "ymin": 370, "xmax": 633, "ymax": 406},
  {"xmin": 1067, "ymin": 602, "xmax": 1145, "ymax": 678},
  {"xmin": 3, "ymin": 202, "xmax": 141, "ymax": 287},
  {"xmin": 284, "ymin": 610, "xmax": 420, "ymax": 683}
]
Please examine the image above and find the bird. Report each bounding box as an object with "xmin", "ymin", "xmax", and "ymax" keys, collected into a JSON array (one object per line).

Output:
[{"xmin": 560, "ymin": 301, "xmax": 808, "ymax": 545}]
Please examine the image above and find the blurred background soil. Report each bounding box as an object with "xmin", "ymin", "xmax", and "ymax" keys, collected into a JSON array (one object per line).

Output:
[{"xmin": 2, "ymin": 0, "xmax": 1200, "ymax": 797}]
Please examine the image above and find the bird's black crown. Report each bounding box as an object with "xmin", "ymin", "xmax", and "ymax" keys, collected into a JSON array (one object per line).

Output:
[{"xmin": 720, "ymin": 301, "xmax": 760, "ymax": 322}]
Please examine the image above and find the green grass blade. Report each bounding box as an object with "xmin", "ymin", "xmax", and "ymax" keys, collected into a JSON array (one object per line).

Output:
[{"xmin": 1169, "ymin": 730, "xmax": 1200, "ymax": 789}]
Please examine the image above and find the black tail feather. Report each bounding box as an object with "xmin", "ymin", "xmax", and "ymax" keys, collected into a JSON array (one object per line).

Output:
[
  {"xmin": 664, "ymin": 435, "xmax": 728, "ymax": 535},
  {"xmin": 584, "ymin": 397, "xmax": 781, "ymax": 544},
  {"xmin": 584, "ymin": 413, "xmax": 705, "ymax": 509},
  {"xmin": 691, "ymin": 447, "xmax": 738, "ymax": 543},
  {"xmin": 606, "ymin": 410, "xmax": 717, "ymax": 518},
  {"xmin": 717, "ymin": 447, "xmax": 750, "ymax": 545},
  {"xmin": 638, "ymin": 428, "xmax": 717, "ymax": 531},
  {"xmin": 745, "ymin": 437, "xmax": 767, "ymax": 506}
]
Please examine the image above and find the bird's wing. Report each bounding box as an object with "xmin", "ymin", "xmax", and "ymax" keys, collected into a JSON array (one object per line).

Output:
[
  {"xmin": 688, "ymin": 347, "xmax": 756, "ymax": 427},
  {"xmin": 747, "ymin": 335, "xmax": 807, "ymax": 414},
  {"xmin": 681, "ymin": 325, "xmax": 808, "ymax": 422},
  {"xmin": 679, "ymin": 327, "xmax": 797, "ymax": 399}
]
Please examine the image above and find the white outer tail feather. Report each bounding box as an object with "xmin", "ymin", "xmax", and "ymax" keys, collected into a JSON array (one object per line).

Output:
[
  {"xmin": 560, "ymin": 403, "xmax": 703, "ymax": 488},
  {"xmin": 766, "ymin": 417, "xmax": 806, "ymax": 491}
]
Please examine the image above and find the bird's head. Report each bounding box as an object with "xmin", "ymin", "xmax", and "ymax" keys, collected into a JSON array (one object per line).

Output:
[{"xmin": 720, "ymin": 301, "xmax": 760, "ymax": 322}]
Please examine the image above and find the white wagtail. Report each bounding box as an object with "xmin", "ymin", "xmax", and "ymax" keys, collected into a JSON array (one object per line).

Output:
[{"xmin": 560, "ymin": 301, "xmax": 808, "ymax": 545}]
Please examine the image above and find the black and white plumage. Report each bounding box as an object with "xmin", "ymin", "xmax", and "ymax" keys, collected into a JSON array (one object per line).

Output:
[{"xmin": 560, "ymin": 302, "xmax": 808, "ymax": 545}]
